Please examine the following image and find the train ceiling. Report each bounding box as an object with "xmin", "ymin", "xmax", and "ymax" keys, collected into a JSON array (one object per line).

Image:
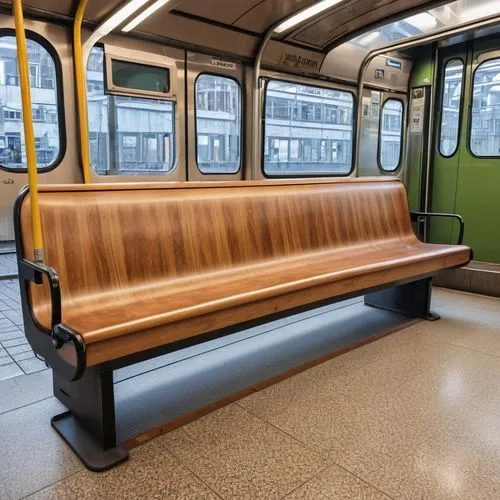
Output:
[{"xmin": 2, "ymin": 0, "xmax": 443, "ymax": 53}]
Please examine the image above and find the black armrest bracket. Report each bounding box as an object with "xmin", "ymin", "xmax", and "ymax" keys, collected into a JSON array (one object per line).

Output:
[
  {"xmin": 19, "ymin": 259, "xmax": 61, "ymax": 327},
  {"xmin": 410, "ymin": 211, "xmax": 465, "ymax": 245},
  {"xmin": 18, "ymin": 258, "xmax": 86, "ymax": 381}
]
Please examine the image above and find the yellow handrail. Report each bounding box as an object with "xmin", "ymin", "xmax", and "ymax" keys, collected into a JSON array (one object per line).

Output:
[
  {"xmin": 13, "ymin": 0, "xmax": 44, "ymax": 262},
  {"xmin": 74, "ymin": 0, "xmax": 91, "ymax": 184}
]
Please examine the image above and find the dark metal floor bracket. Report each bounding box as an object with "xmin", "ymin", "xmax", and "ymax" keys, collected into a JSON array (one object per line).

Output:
[
  {"xmin": 51, "ymin": 411, "xmax": 129, "ymax": 472},
  {"xmin": 365, "ymin": 277, "xmax": 440, "ymax": 321}
]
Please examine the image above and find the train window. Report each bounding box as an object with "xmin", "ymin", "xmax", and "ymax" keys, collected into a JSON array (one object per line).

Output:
[
  {"xmin": 0, "ymin": 34, "xmax": 62, "ymax": 171},
  {"xmin": 87, "ymin": 46, "xmax": 175, "ymax": 175},
  {"xmin": 470, "ymin": 58, "xmax": 500, "ymax": 157},
  {"xmin": 378, "ymin": 99, "xmax": 403, "ymax": 172},
  {"xmin": 263, "ymin": 80, "xmax": 354, "ymax": 176},
  {"xmin": 195, "ymin": 74, "xmax": 241, "ymax": 174},
  {"xmin": 439, "ymin": 59, "xmax": 464, "ymax": 157}
]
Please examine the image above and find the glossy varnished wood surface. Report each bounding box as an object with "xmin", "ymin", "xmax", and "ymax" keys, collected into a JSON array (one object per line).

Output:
[{"xmin": 19, "ymin": 179, "xmax": 471, "ymax": 364}]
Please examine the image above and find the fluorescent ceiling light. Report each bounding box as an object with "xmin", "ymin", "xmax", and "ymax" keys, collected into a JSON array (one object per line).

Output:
[
  {"xmin": 84, "ymin": 0, "xmax": 149, "ymax": 52},
  {"xmin": 122, "ymin": 0, "xmax": 170, "ymax": 32},
  {"xmin": 405, "ymin": 12, "xmax": 437, "ymax": 31},
  {"xmin": 459, "ymin": 0, "xmax": 500, "ymax": 22},
  {"xmin": 274, "ymin": 0, "xmax": 344, "ymax": 34},
  {"xmin": 358, "ymin": 31, "xmax": 380, "ymax": 46}
]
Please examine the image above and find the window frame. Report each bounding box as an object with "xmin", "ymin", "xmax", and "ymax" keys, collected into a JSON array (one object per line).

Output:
[
  {"xmin": 261, "ymin": 78, "xmax": 356, "ymax": 178},
  {"xmin": 0, "ymin": 28, "xmax": 66, "ymax": 174},
  {"xmin": 377, "ymin": 97, "xmax": 405, "ymax": 173},
  {"xmin": 468, "ymin": 56, "xmax": 500, "ymax": 159},
  {"xmin": 194, "ymin": 72, "xmax": 243, "ymax": 175},
  {"xmin": 87, "ymin": 44, "xmax": 178, "ymax": 176},
  {"xmin": 438, "ymin": 57, "xmax": 465, "ymax": 159}
]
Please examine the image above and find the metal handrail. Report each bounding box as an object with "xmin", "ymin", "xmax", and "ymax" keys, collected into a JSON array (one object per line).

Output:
[
  {"xmin": 13, "ymin": 0, "xmax": 44, "ymax": 262},
  {"xmin": 74, "ymin": 0, "xmax": 92, "ymax": 184},
  {"xmin": 410, "ymin": 211, "xmax": 465, "ymax": 245}
]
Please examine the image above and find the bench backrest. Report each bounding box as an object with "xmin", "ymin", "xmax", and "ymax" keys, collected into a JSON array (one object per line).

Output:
[{"xmin": 18, "ymin": 178, "xmax": 415, "ymax": 324}]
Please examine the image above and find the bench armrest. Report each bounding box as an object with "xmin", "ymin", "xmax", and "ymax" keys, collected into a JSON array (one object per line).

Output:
[
  {"xmin": 410, "ymin": 212, "xmax": 465, "ymax": 245},
  {"xmin": 18, "ymin": 259, "xmax": 62, "ymax": 331},
  {"xmin": 18, "ymin": 259, "xmax": 86, "ymax": 380}
]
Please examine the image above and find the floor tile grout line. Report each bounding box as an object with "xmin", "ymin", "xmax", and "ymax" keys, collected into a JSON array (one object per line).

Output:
[
  {"xmin": 281, "ymin": 460, "xmax": 397, "ymax": 500},
  {"xmin": 326, "ymin": 462, "xmax": 397, "ymax": 500},
  {"xmin": 405, "ymin": 326, "xmax": 500, "ymax": 359},
  {"xmin": 18, "ymin": 468, "xmax": 85, "ymax": 500},
  {"xmin": 154, "ymin": 441, "xmax": 225, "ymax": 500},
  {"xmin": 234, "ymin": 401, "xmax": 334, "ymax": 459},
  {"xmin": 237, "ymin": 402, "xmax": 397, "ymax": 500},
  {"xmin": 279, "ymin": 461, "xmax": 334, "ymax": 499},
  {"xmin": 0, "ymin": 394, "xmax": 54, "ymax": 417}
]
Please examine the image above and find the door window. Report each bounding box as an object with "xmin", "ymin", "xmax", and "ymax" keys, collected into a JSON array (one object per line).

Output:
[
  {"xmin": 439, "ymin": 59, "xmax": 464, "ymax": 157},
  {"xmin": 470, "ymin": 58, "xmax": 500, "ymax": 156},
  {"xmin": 195, "ymin": 74, "xmax": 242, "ymax": 174},
  {"xmin": 379, "ymin": 99, "xmax": 404, "ymax": 171}
]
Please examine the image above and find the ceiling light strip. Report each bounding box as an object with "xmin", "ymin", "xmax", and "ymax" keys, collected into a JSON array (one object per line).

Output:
[
  {"xmin": 83, "ymin": 0, "xmax": 149, "ymax": 52},
  {"xmin": 274, "ymin": 0, "xmax": 344, "ymax": 34},
  {"xmin": 122, "ymin": 0, "xmax": 170, "ymax": 32}
]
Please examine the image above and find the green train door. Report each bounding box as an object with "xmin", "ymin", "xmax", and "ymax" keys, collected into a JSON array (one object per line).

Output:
[{"xmin": 431, "ymin": 40, "xmax": 500, "ymax": 264}]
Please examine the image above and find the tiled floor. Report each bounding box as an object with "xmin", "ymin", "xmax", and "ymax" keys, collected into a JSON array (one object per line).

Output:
[
  {"xmin": 0, "ymin": 279, "xmax": 47, "ymax": 381},
  {"xmin": 0, "ymin": 253, "xmax": 18, "ymax": 277},
  {"xmin": 0, "ymin": 287, "xmax": 499, "ymax": 499}
]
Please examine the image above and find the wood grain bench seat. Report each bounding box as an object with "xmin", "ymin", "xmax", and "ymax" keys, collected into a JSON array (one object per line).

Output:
[{"xmin": 14, "ymin": 177, "xmax": 471, "ymax": 471}]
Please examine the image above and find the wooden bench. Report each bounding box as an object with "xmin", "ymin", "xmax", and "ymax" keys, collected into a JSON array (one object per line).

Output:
[{"xmin": 15, "ymin": 178, "xmax": 471, "ymax": 471}]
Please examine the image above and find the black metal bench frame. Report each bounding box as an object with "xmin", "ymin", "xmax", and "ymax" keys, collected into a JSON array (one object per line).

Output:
[{"xmin": 14, "ymin": 187, "xmax": 469, "ymax": 471}]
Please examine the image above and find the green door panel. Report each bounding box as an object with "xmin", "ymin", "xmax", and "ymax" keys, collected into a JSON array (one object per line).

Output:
[
  {"xmin": 429, "ymin": 162, "xmax": 460, "ymax": 244},
  {"xmin": 410, "ymin": 47, "xmax": 434, "ymax": 87},
  {"xmin": 455, "ymin": 162, "xmax": 500, "ymax": 262},
  {"xmin": 420, "ymin": 40, "xmax": 500, "ymax": 263},
  {"xmin": 429, "ymin": 48, "xmax": 466, "ymax": 246}
]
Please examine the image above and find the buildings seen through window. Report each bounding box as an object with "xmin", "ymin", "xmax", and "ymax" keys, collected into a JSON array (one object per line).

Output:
[
  {"xmin": 196, "ymin": 74, "xmax": 241, "ymax": 173},
  {"xmin": 471, "ymin": 58, "xmax": 500, "ymax": 157},
  {"xmin": 440, "ymin": 59, "xmax": 463, "ymax": 157},
  {"xmin": 379, "ymin": 99, "xmax": 403, "ymax": 171},
  {"xmin": 0, "ymin": 36, "xmax": 60, "ymax": 169},
  {"xmin": 264, "ymin": 81, "xmax": 355, "ymax": 175}
]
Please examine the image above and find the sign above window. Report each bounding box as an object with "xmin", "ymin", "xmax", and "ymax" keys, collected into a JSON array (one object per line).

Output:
[{"xmin": 105, "ymin": 51, "xmax": 174, "ymax": 100}]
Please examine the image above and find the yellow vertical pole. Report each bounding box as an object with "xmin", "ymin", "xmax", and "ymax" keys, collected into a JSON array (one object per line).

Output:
[
  {"xmin": 74, "ymin": 0, "xmax": 91, "ymax": 184},
  {"xmin": 13, "ymin": 0, "xmax": 44, "ymax": 262}
]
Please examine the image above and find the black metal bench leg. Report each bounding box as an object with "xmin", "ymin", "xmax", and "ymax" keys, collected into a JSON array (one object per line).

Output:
[
  {"xmin": 51, "ymin": 366, "xmax": 129, "ymax": 472},
  {"xmin": 364, "ymin": 277, "xmax": 440, "ymax": 321}
]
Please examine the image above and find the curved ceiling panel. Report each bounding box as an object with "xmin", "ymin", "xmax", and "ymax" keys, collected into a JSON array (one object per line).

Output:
[
  {"xmin": 233, "ymin": 0, "xmax": 319, "ymax": 33},
  {"xmin": 2, "ymin": 0, "xmax": 74, "ymax": 17},
  {"xmin": 3, "ymin": 0, "xmax": 126, "ymax": 22},
  {"xmin": 85, "ymin": 0, "xmax": 128, "ymax": 22},
  {"xmin": 288, "ymin": 0, "xmax": 440, "ymax": 49},
  {"xmin": 174, "ymin": 0, "xmax": 264, "ymax": 27}
]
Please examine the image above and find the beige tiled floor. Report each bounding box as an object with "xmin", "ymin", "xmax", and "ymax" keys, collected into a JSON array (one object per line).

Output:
[{"xmin": 2, "ymin": 288, "xmax": 499, "ymax": 499}]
